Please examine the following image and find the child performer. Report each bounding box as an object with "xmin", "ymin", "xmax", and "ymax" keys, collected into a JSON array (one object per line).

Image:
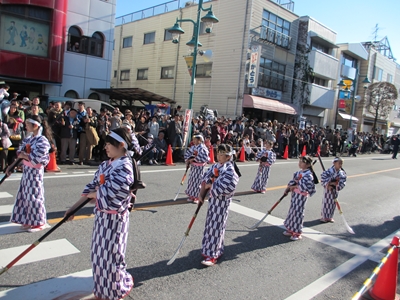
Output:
[
  {"xmin": 65, "ymin": 128, "xmax": 134, "ymax": 300},
  {"xmin": 283, "ymin": 156, "xmax": 318, "ymax": 241},
  {"xmin": 199, "ymin": 144, "xmax": 239, "ymax": 266},
  {"xmin": 320, "ymin": 157, "xmax": 346, "ymax": 223},
  {"xmin": 251, "ymin": 140, "xmax": 276, "ymax": 193},
  {"xmin": 185, "ymin": 134, "xmax": 209, "ymax": 204},
  {"xmin": 9, "ymin": 115, "xmax": 52, "ymax": 232}
]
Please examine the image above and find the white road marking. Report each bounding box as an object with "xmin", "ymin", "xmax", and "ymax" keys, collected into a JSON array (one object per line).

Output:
[
  {"xmin": 229, "ymin": 203, "xmax": 397, "ymax": 300},
  {"xmin": 0, "ymin": 192, "xmax": 13, "ymax": 199},
  {"xmin": 72, "ymin": 172, "xmax": 85, "ymax": 174},
  {"xmin": 0, "ymin": 222, "xmax": 26, "ymax": 235},
  {"xmin": 0, "ymin": 238, "xmax": 79, "ymax": 267},
  {"xmin": 0, "ymin": 268, "xmax": 93, "ymax": 300},
  {"xmin": 0, "ymin": 205, "xmax": 13, "ymax": 215}
]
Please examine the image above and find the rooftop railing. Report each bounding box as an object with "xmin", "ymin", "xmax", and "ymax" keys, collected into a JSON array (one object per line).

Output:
[
  {"xmin": 269, "ymin": 0, "xmax": 295, "ymax": 12},
  {"xmin": 116, "ymin": 0, "xmax": 213, "ymax": 26}
]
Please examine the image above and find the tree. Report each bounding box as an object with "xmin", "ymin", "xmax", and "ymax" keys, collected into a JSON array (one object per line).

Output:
[{"xmin": 365, "ymin": 82, "xmax": 398, "ymax": 132}]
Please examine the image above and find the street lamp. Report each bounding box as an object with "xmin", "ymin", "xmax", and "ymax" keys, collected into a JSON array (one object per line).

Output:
[
  {"xmin": 349, "ymin": 72, "xmax": 371, "ymax": 129},
  {"xmin": 167, "ymin": 1, "xmax": 219, "ymax": 112}
]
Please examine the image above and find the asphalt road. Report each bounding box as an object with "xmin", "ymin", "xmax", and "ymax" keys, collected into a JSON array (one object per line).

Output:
[{"xmin": 0, "ymin": 154, "xmax": 399, "ymax": 300}]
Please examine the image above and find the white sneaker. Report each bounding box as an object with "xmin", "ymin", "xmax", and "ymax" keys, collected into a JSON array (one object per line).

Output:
[
  {"xmin": 290, "ymin": 235, "xmax": 302, "ymax": 241},
  {"xmin": 149, "ymin": 160, "xmax": 153, "ymax": 165}
]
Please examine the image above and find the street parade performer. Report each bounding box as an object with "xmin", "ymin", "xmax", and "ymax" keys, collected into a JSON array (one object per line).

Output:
[
  {"xmin": 283, "ymin": 155, "xmax": 318, "ymax": 241},
  {"xmin": 320, "ymin": 157, "xmax": 347, "ymax": 223},
  {"xmin": 64, "ymin": 128, "xmax": 135, "ymax": 300},
  {"xmin": 251, "ymin": 140, "xmax": 276, "ymax": 194},
  {"xmin": 9, "ymin": 115, "xmax": 51, "ymax": 232},
  {"xmin": 199, "ymin": 144, "xmax": 239, "ymax": 266},
  {"xmin": 184, "ymin": 134, "xmax": 209, "ymax": 204}
]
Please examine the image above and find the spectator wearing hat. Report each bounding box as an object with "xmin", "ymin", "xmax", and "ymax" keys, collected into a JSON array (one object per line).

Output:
[
  {"xmin": 59, "ymin": 108, "xmax": 80, "ymax": 164},
  {"xmin": 123, "ymin": 110, "xmax": 135, "ymax": 128}
]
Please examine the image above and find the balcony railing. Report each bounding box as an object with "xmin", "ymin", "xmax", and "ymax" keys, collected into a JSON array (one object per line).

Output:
[
  {"xmin": 259, "ymin": 26, "xmax": 291, "ymax": 50},
  {"xmin": 258, "ymin": 74, "xmax": 289, "ymax": 92},
  {"xmin": 269, "ymin": 0, "xmax": 295, "ymax": 12}
]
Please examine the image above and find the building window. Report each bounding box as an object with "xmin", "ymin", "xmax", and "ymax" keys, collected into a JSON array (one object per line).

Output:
[
  {"xmin": 64, "ymin": 90, "xmax": 79, "ymax": 98},
  {"xmin": 144, "ymin": 32, "xmax": 155, "ymax": 44},
  {"xmin": 262, "ymin": 10, "xmax": 290, "ymax": 36},
  {"xmin": 68, "ymin": 26, "xmax": 82, "ymax": 52},
  {"xmin": 196, "ymin": 63, "xmax": 212, "ymax": 77},
  {"xmin": 258, "ymin": 57, "xmax": 287, "ymax": 92},
  {"xmin": 342, "ymin": 53, "xmax": 357, "ymax": 68},
  {"xmin": 120, "ymin": 70, "xmax": 130, "ymax": 81},
  {"xmin": 67, "ymin": 27, "xmax": 104, "ymax": 57},
  {"xmin": 311, "ymin": 41, "xmax": 329, "ymax": 54},
  {"xmin": 373, "ymin": 66, "xmax": 383, "ymax": 81},
  {"xmin": 137, "ymin": 68, "xmax": 148, "ymax": 80},
  {"xmin": 164, "ymin": 29, "xmax": 173, "ymax": 41},
  {"xmin": 113, "ymin": 70, "xmax": 117, "ymax": 78},
  {"xmin": 387, "ymin": 74, "xmax": 393, "ymax": 83},
  {"xmin": 88, "ymin": 93, "xmax": 100, "ymax": 100},
  {"xmin": 161, "ymin": 66, "xmax": 174, "ymax": 79},
  {"xmin": 312, "ymin": 76, "xmax": 326, "ymax": 87},
  {"xmin": 123, "ymin": 36, "xmax": 132, "ymax": 48}
]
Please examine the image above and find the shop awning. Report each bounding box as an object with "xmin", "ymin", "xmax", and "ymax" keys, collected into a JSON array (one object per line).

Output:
[
  {"xmin": 243, "ymin": 95, "xmax": 297, "ymax": 115},
  {"xmin": 338, "ymin": 113, "xmax": 358, "ymax": 121},
  {"xmin": 90, "ymin": 88, "xmax": 175, "ymax": 104}
]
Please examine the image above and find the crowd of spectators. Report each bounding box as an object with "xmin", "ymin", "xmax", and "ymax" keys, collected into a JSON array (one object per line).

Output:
[{"xmin": 0, "ymin": 92, "xmax": 399, "ymax": 171}]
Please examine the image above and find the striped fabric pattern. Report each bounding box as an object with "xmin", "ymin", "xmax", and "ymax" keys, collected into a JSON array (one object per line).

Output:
[
  {"xmin": 201, "ymin": 162, "xmax": 239, "ymax": 258},
  {"xmin": 10, "ymin": 135, "xmax": 50, "ymax": 227},
  {"xmin": 251, "ymin": 149, "xmax": 276, "ymax": 192},
  {"xmin": 283, "ymin": 170, "xmax": 316, "ymax": 235},
  {"xmin": 185, "ymin": 144, "xmax": 209, "ymax": 200},
  {"xmin": 83, "ymin": 156, "xmax": 134, "ymax": 299},
  {"xmin": 321, "ymin": 166, "xmax": 347, "ymax": 219}
]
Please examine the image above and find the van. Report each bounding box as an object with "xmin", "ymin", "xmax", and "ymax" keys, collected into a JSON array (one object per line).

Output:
[{"xmin": 46, "ymin": 98, "xmax": 115, "ymax": 113}]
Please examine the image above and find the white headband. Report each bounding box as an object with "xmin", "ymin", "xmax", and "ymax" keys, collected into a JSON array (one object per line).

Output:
[
  {"xmin": 109, "ymin": 131, "xmax": 128, "ymax": 150},
  {"xmin": 27, "ymin": 118, "xmax": 41, "ymax": 127},
  {"xmin": 27, "ymin": 118, "xmax": 43, "ymax": 135}
]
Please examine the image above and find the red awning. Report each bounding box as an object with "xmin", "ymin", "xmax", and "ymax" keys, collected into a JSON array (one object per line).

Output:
[{"xmin": 243, "ymin": 95, "xmax": 298, "ymax": 115}]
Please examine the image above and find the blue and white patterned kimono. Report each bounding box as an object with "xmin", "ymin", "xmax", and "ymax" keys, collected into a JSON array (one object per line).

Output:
[
  {"xmin": 251, "ymin": 149, "xmax": 276, "ymax": 192},
  {"xmin": 82, "ymin": 155, "xmax": 134, "ymax": 300},
  {"xmin": 10, "ymin": 134, "xmax": 50, "ymax": 227},
  {"xmin": 201, "ymin": 161, "xmax": 239, "ymax": 259},
  {"xmin": 283, "ymin": 169, "xmax": 316, "ymax": 237},
  {"xmin": 185, "ymin": 143, "xmax": 209, "ymax": 201},
  {"xmin": 320, "ymin": 166, "xmax": 346, "ymax": 219}
]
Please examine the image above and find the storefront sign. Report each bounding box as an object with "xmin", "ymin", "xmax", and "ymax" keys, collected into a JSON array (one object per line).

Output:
[
  {"xmin": 251, "ymin": 86, "xmax": 282, "ymax": 100},
  {"xmin": 247, "ymin": 45, "xmax": 261, "ymax": 88},
  {"xmin": 182, "ymin": 109, "xmax": 193, "ymax": 147}
]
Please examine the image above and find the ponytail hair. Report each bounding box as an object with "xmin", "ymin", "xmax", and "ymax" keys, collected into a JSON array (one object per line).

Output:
[{"xmin": 301, "ymin": 155, "xmax": 319, "ymax": 184}]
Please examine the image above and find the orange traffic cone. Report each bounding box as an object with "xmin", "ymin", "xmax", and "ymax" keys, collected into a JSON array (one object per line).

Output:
[
  {"xmin": 46, "ymin": 152, "xmax": 60, "ymax": 172},
  {"xmin": 238, "ymin": 145, "xmax": 246, "ymax": 162},
  {"xmin": 208, "ymin": 146, "xmax": 215, "ymax": 163},
  {"xmin": 301, "ymin": 145, "xmax": 307, "ymax": 157},
  {"xmin": 165, "ymin": 145, "xmax": 175, "ymax": 166},
  {"xmin": 316, "ymin": 145, "xmax": 321, "ymax": 157},
  {"xmin": 368, "ymin": 236, "xmax": 400, "ymax": 300},
  {"xmin": 282, "ymin": 145, "xmax": 288, "ymax": 159}
]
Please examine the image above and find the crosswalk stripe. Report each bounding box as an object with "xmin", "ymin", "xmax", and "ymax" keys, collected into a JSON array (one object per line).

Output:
[
  {"xmin": 0, "ymin": 205, "xmax": 13, "ymax": 215},
  {"xmin": 0, "ymin": 222, "xmax": 24, "ymax": 235},
  {"xmin": 0, "ymin": 269, "xmax": 93, "ymax": 300},
  {"xmin": 0, "ymin": 192, "xmax": 13, "ymax": 199},
  {"xmin": 0, "ymin": 238, "xmax": 80, "ymax": 267}
]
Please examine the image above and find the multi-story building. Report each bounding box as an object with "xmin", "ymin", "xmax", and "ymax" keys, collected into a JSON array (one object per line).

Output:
[
  {"xmin": 331, "ymin": 42, "xmax": 369, "ymax": 130},
  {"xmin": 355, "ymin": 37, "xmax": 399, "ymax": 134},
  {"xmin": 0, "ymin": 0, "xmax": 116, "ymax": 103},
  {"xmin": 112, "ymin": 0, "xmax": 301, "ymax": 121},
  {"xmin": 292, "ymin": 16, "xmax": 338, "ymax": 127}
]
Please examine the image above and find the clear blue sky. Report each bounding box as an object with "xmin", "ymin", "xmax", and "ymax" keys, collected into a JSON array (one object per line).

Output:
[{"xmin": 116, "ymin": 0, "xmax": 400, "ymax": 61}]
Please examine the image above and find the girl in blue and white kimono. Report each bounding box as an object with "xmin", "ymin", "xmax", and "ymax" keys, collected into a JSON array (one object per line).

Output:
[
  {"xmin": 65, "ymin": 128, "xmax": 134, "ymax": 300},
  {"xmin": 200, "ymin": 144, "xmax": 239, "ymax": 266},
  {"xmin": 283, "ymin": 156, "xmax": 318, "ymax": 241},
  {"xmin": 251, "ymin": 140, "xmax": 276, "ymax": 193},
  {"xmin": 185, "ymin": 134, "xmax": 209, "ymax": 204},
  {"xmin": 320, "ymin": 157, "xmax": 346, "ymax": 223},
  {"xmin": 9, "ymin": 115, "xmax": 51, "ymax": 233}
]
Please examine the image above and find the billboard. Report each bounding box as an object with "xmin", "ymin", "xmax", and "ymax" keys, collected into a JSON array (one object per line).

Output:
[{"xmin": 0, "ymin": 15, "xmax": 50, "ymax": 57}]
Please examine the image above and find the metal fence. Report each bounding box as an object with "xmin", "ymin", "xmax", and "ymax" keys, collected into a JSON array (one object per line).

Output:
[
  {"xmin": 269, "ymin": 0, "xmax": 295, "ymax": 12},
  {"xmin": 115, "ymin": 0, "xmax": 213, "ymax": 26}
]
